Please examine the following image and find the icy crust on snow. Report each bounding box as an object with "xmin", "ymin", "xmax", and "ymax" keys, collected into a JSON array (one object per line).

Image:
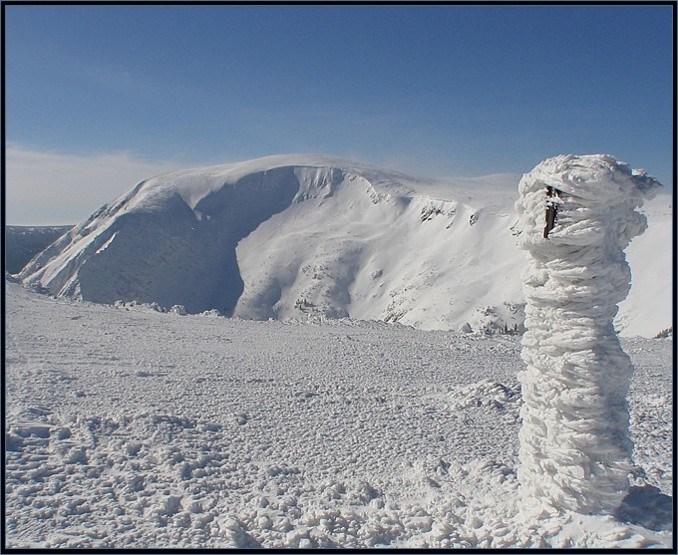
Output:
[
  {"xmin": 5, "ymin": 283, "xmax": 672, "ymax": 548},
  {"xmin": 515, "ymin": 154, "xmax": 662, "ymax": 516}
]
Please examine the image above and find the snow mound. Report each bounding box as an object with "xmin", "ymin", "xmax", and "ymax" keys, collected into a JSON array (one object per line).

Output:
[
  {"xmin": 16, "ymin": 154, "xmax": 670, "ymax": 336},
  {"xmin": 448, "ymin": 380, "xmax": 521, "ymax": 411}
]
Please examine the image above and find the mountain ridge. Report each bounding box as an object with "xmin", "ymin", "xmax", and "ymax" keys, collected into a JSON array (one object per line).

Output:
[{"xmin": 16, "ymin": 155, "xmax": 671, "ymax": 337}]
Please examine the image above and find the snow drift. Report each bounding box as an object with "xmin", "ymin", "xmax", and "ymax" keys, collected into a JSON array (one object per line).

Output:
[
  {"xmin": 16, "ymin": 154, "xmax": 670, "ymax": 336},
  {"xmin": 515, "ymin": 154, "xmax": 662, "ymax": 516}
]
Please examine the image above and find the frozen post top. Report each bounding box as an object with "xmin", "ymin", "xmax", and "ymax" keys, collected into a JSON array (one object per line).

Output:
[{"xmin": 515, "ymin": 154, "xmax": 661, "ymax": 516}]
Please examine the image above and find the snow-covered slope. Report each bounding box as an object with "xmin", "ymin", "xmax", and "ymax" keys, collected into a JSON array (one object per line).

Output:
[
  {"xmin": 17, "ymin": 154, "xmax": 671, "ymax": 336},
  {"xmin": 617, "ymin": 193, "xmax": 673, "ymax": 337}
]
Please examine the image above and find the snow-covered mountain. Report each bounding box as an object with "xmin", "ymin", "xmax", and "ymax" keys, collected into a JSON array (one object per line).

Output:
[{"xmin": 17, "ymin": 154, "xmax": 671, "ymax": 337}]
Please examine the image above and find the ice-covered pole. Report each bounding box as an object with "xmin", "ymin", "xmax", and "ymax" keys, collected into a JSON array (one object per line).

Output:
[{"xmin": 515, "ymin": 154, "xmax": 661, "ymax": 515}]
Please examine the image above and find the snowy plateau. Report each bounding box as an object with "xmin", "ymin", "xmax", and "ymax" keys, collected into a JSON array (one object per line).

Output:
[
  {"xmin": 5, "ymin": 282, "xmax": 673, "ymax": 549},
  {"xmin": 5, "ymin": 155, "xmax": 674, "ymax": 548}
]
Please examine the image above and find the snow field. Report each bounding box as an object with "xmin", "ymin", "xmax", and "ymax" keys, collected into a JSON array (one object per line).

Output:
[{"xmin": 5, "ymin": 282, "xmax": 673, "ymax": 548}]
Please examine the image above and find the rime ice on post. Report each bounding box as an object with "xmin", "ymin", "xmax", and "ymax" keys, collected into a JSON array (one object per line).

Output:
[{"xmin": 515, "ymin": 154, "xmax": 661, "ymax": 516}]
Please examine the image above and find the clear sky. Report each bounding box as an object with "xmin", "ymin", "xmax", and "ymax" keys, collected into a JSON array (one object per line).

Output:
[{"xmin": 5, "ymin": 3, "xmax": 674, "ymax": 225}]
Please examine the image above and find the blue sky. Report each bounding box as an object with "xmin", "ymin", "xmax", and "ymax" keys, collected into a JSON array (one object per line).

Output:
[{"xmin": 5, "ymin": 3, "xmax": 674, "ymax": 224}]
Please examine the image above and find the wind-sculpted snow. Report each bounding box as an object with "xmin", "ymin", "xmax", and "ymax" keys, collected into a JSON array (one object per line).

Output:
[
  {"xmin": 515, "ymin": 154, "xmax": 662, "ymax": 516},
  {"xmin": 5, "ymin": 282, "xmax": 673, "ymax": 548},
  {"xmin": 15, "ymin": 154, "xmax": 670, "ymax": 336}
]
